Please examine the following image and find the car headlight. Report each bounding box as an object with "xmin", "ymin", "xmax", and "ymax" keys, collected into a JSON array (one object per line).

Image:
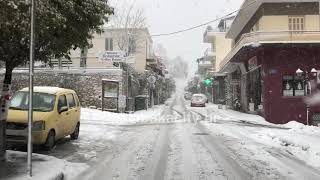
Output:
[{"xmin": 32, "ymin": 121, "xmax": 45, "ymax": 131}]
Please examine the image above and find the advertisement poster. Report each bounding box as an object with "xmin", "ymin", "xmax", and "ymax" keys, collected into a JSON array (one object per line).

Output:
[
  {"xmin": 103, "ymin": 81, "xmax": 119, "ymax": 98},
  {"xmin": 283, "ymin": 75, "xmax": 294, "ymax": 96},
  {"xmin": 294, "ymin": 76, "xmax": 305, "ymax": 96}
]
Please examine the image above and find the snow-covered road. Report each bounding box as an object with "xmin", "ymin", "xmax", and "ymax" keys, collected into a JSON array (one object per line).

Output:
[{"xmin": 56, "ymin": 93, "xmax": 320, "ymax": 180}]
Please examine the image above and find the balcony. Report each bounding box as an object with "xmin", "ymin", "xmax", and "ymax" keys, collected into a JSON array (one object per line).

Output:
[
  {"xmin": 219, "ymin": 31, "xmax": 320, "ymax": 71},
  {"xmin": 203, "ymin": 29, "xmax": 216, "ymax": 43},
  {"xmin": 204, "ymin": 48, "xmax": 215, "ymax": 57}
]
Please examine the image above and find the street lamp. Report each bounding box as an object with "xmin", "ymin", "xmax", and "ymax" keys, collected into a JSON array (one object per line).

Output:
[
  {"xmin": 311, "ymin": 68, "xmax": 318, "ymax": 77},
  {"xmin": 296, "ymin": 68, "xmax": 318, "ymax": 126}
]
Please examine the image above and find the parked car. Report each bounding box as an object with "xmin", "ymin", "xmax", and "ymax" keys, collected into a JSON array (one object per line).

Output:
[
  {"xmin": 184, "ymin": 92, "xmax": 192, "ymax": 100},
  {"xmin": 6, "ymin": 86, "xmax": 81, "ymax": 150},
  {"xmin": 190, "ymin": 94, "xmax": 207, "ymax": 107}
]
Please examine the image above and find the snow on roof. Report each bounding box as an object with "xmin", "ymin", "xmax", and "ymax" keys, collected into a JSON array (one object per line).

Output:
[{"xmin": 20, "ymin": 86, "xmax": 73, "ymax": 94}]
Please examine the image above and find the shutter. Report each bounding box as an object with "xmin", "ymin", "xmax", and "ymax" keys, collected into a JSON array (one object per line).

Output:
[{"xmin": 105, "ymin": 38, "xmax": 109, "ymax": 51}]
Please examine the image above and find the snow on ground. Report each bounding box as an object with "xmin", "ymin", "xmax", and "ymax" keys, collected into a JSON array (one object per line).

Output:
[
  {"xmin": 1, "ymin": 150, "xmax": 87, "ymax": 180},
  {"xmin": 81, "ymin": 105, "xmax": 165, "ymax": 126},
  {"xmin": 198, "ymin": 104, "xmax": 320, "ymax": 170}
]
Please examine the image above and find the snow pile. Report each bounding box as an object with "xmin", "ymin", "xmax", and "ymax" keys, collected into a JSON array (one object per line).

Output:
[
  {"xmin": 2, "ymin": 151, "xmax": 87, "ymax": 180},
  {"xmin": 205, "ymin": 104, "xmax": 276, "ymax": 126},
  {"xmin": 255, "ymin": 128, "xmax": 320, "ymax": 168},
  {"xmin": 81, "ymin": 105, "xmax": 164, "ymax": 126}
]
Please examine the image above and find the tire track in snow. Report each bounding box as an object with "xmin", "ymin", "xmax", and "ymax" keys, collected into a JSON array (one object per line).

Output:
[{"xmin": 195, "ymin": 123, "xmax": 253, "ymax": 180}]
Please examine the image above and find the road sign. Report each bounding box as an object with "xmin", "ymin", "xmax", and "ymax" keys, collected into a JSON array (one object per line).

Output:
[
  {"xmin": 148, "ymin": 75, "xmax": 156, "ymax": 84},
  {"xmin": 99, "ymin": 51, "xmax": 125, "ymax": 62},
  {"xmin": 125, "ymin": 55, "xmax": 135, "ymax": 64}
]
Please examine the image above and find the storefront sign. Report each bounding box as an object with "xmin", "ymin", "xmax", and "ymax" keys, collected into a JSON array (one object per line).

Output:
[{"xmin": 269, "ymin": 69, "xmax": 278, "ymax": 75}]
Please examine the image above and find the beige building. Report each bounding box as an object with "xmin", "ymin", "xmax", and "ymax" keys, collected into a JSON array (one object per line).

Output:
[
  {"xmin": 69, "ymin": 28, "xmax": 154, "ymax": 73},
  {"xmin": 203, "ymin": 16, "xmax": 234, "ymax": 73}
]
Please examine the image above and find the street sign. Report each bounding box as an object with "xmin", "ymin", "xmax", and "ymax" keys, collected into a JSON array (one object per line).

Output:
[
  {"xmin": 99, "ymin": 51, "xmax": 125, "ymax": 62},
  {"xmin": 125, "ymin": 55, "xmax": 136, "ymax": 64},
  {"xmin": 148, "ymin": 75, "xmax": 156, "ymax": 84},
  {"xmin": 118, "ymin": 95, "xmax": 126, "ymax": 108}
]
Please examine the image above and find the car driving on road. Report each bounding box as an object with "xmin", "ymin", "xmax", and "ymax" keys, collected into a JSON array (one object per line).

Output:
[
  {"xmin": 190, "ymin": 94, "xmax": 207, "ymax": 107},
  {"xmin": 6, "ymin": 86, "xmax": 81, "ymax": 150}
]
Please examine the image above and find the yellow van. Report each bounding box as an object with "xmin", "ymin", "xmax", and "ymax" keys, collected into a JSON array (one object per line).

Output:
[{"xmin": 6, "ymin": 86, "xmax": 81, "ymax": 150}]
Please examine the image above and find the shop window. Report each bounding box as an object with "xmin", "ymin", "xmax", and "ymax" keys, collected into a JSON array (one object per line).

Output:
[{"xmin": 282, "ymin": 75, "xmax": 309, "ymax": 96}]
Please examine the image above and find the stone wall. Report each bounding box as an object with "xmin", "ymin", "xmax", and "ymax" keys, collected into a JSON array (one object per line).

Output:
[{"xmin": 0, "ymin": 68, "xmax": 125, "ymax": 109}]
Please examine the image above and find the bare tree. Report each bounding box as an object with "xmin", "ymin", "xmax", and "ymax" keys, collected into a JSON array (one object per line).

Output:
[{"xmin": 109, "ymin": 0, "xmax": 147, "ymax": 56}]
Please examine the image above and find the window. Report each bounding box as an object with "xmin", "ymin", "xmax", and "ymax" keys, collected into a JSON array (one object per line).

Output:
[
  {"xmin": 58, "ymin": 95, "xmax": 68, "ymax": 109},
  {"xmin": 105, "ymin": 38, "xmax": 113, "ymax": 51},
  {"xmin": 66, "ymin": 94, "xmax": 76, "ymax": 108},
  {"xmin": 73, "ymin": 94, "xmax": 80, "ymax": 107},
  {"xmin": 289, "ymin": 16, "xmax": 304, "ymax": 31},
  {"xmin": 10, "ymin": 92, "xmax": 55, "ymax": 112},
  {"xmin": 282, "ymin": 75, "xmax": 309, "ymax": 96},
  {"xmin": 128, "ymin": 36, "xmax": 136, "ymax": 54}
]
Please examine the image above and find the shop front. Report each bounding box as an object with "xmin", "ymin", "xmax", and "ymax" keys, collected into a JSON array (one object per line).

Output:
[{"xmin": 226, "ymin": 44, "xmax": 320, "ymax": 124}]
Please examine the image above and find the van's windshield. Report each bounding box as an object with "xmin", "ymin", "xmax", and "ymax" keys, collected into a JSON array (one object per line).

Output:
[{"xmin": 9, "ymin": 92, "xmax": 56, "ymax": 112}]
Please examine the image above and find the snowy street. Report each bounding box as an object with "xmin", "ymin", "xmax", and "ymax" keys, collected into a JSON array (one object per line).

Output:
[
  {"xmin": 3, "ymin": 91, "xmax": 320, "ymax": 180},
  {"xmin": 32, "ymin": 92, "xmax": 319, "ymax": 180}
]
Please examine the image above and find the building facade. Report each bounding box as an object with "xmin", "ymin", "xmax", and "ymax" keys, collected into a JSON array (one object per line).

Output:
[
  {"xmin": 203, "ymin": 17, "xmax": 234, "ymax": 104},
  {"xmin": 220, "ymin": 0, "xmax": 320, "ymax": 124},
  {"xmin": 69, "ymin": 28, "xmax": 154, "ymax": 73}
]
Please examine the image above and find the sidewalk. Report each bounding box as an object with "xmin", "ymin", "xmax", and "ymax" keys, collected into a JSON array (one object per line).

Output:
[{"xmin": 0, "ymin": 150, "xmax": 87, "ymax": 180}]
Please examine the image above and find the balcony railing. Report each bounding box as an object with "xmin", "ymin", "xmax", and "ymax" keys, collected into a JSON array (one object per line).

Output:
[
  {"xmin": 198, "ymin": 59, "xmax": 213, "ymax": 67},
  {"xmin": 204, "ymin": 48, "xmax": 215, "ymax": 57},
  {"xmin": 219, "ymin": 31, "xmax": 320, "ymax": 71}
]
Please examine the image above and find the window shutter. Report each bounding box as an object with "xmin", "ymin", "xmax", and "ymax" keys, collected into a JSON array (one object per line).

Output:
[
  {"xmin": 110, "ymin": 38, "xmax": 113, "ymax": 51},
  {"xmin": 105, "ymin": 38, "xmax": 109, "ymax": 51}
]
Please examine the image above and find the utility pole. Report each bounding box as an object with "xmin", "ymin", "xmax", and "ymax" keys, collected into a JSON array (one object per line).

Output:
[{"xmin": 27, "ymin": 0, "xmax": 35, "ymax": 176}]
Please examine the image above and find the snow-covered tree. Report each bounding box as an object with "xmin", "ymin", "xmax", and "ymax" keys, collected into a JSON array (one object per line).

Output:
[{"xmin": 0, "ymin": 0, "xmax": 113, "ymax": 160}]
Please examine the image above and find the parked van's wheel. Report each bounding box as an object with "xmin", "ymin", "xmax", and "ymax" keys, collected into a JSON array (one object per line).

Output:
[
  {"xmin": 70, "ymin": 123, "xmax": 80, "ymax": 140},
  {"xmin": 44, "ymin": 130, "xmax": 55, "ymax": 151}
]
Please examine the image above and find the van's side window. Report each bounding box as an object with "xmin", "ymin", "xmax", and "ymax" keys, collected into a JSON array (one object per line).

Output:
[
  {"xmin": 73, "ymin": 94, "xmax": 80, "ymax": 107},
  {"xmin": 66, "ymin": 94, "xmax": 76, "ymax": 108},
  {"xmin": 58, "ymin": 95, "xmax": 68, "ymax": 110}
]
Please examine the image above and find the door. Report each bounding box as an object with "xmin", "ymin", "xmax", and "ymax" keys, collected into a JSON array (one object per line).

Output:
[
  {"xmin": 66, "ymin": 93, "xmax": 78, "ymax": 135},
  {"xmin": 57, "ymin": 94, "xmax": 69, "ymax": 138}
]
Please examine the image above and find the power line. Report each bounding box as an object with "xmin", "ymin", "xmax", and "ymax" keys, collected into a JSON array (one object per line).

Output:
[{"xmin": 151, "ymin": 0, "xmax": 258, "ymax": 37}]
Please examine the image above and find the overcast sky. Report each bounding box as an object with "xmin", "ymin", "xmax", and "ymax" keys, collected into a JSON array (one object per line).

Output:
[{"xmin": 110, "ymin": 0, "xmax": 244, "ymax": 73}]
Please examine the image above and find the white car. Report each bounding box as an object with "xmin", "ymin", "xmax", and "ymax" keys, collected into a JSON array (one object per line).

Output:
[{"xmin": 190, "ymin": 94, "xmax": 207, "ymax": 107}]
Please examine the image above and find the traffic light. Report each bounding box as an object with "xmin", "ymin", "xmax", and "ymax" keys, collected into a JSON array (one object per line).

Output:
[{"xmin": 204, "ymin": 78, "xmax": 212, "ymax": 87}]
